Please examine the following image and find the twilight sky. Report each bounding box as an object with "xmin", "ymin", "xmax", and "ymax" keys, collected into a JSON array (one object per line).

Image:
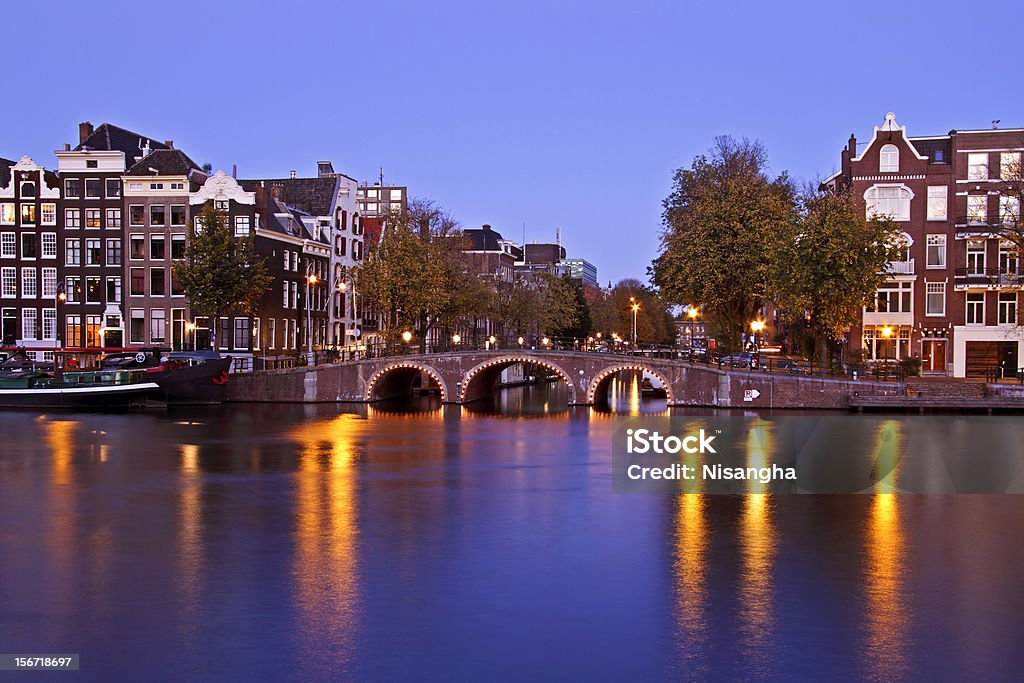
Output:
[{"xmin": 5, "ymin": 0, "xmax": 1022, "ymax": 284}]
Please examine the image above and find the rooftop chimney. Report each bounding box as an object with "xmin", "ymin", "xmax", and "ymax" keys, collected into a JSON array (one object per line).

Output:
[
  {"xmin": 232, "ymin": 164, "xmax": 237, "ymax": 179},
  {"xmin": 78, "ymin": 122, "xmax": 94, "ymax": 145},
  {"xmin": 482, "ymin": 224, "xmax": 491, "ymax": 231},
  {"xmin": 290, "ymin": 170, "xmax": 296, "ymax": 179},
  {"xmin": 164, "ymin": 140, "xmax": 174, "ymax": 149},
  {"xmin": 63, "ymin": 143, "xmax": 70, "ymax": 151}
]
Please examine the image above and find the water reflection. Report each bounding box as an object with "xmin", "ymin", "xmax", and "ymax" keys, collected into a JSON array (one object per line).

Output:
[
  {"xmin": 176, "ymin": 444, "xmax": 204, "ymax": 646},
  {"xmin": 738, "ymin": 420, "xmax": 777, "ymax": 672},
  {"xmin": 673, "ymin": 491, "xmax": 709, "ymax": 675},
  {"xmin": 290, "ymin": 414, "xmax": 362, "ymax": 678},
  {"xmin": 862, "ymin": 420, "xmax": 910, "ymax": 679}
]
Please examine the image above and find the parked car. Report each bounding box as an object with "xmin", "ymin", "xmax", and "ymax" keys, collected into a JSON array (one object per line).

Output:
[
  {"xmin": 775, "ymin": 359, "xmax": 807, "ymax": 375},
  {"xmin": 719, "ymin": 351, "xmax": 758, "ymax": 369}
]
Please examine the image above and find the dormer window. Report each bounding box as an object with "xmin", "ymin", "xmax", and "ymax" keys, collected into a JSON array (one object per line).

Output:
[{"xmin": 880, "ymin": 144, "xmax": 899, "ymax": 172}]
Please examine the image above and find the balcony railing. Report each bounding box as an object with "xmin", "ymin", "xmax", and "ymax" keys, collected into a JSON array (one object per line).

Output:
[
  {"xmin": 886, "ymin": 259, "xmax": 915, "ymax": 275},
  {"xmin": 954, "ymin": 267, "xmax": 1021, "ymax": 286}
]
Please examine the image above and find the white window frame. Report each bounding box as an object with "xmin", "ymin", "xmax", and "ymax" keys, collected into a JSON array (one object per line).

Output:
[
  {"xmin": 1, "ymin": 267, "xmax": 15, "ymax": 298},
  {"xmin": 879, "ymin": 144, "xmax": 899, "ymax": 172},
  {"xmin": 21, "ymin": 268, "xmax": 37, "ymax": 298},
  {"xmin": 926, "ymin": 186, "xmax": 947, "ymax": 221},
  {"xmin": 1000, "ymin": 152, "xmax": 1021, "ymax": 180},
  {"xmin": 926, "ymin": 234, "xmax": 946, "ymax": 269},
  {"xmin": 41, "ymin": 203, "xmax": 56, "ymax": 225},
  {"xmin": 865, "ymin": 184, "xmax": 912, "ymax": 222},
  {"xmin": 0, "ymin": 203, "xmax": 15, "ymax": 225},
  {"xmin": 966, "ymin": 292, "xmax": 985, "ymax": 325},
  {"xmin": 21, "ymin": 309, "xmax": 37, "ymax": 340},
  {"xmin": 998, "ymin": 292, "xmax": 1018, "ymax": 325},
  {"xmin": 1, "ymin": 233, "xmax": 15, "ymax": 258},
  {"xmin": 925, "ymin": 282, "xmax": 945, "ymax": 317},
  {"xmin": 967, "ymin": 153, "xmax": 988, "ymax": 180},
  {"xmin": 41, "ymin": 232, "xmax": 57, "ymax": 259},
  {"xmin": 42, "ymin": 267, "xmax": 57, "ymax": 298}
]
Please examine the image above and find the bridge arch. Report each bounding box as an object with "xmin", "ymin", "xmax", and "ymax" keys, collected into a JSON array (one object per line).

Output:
[
  {"xmin": 587, "ymin": 363, "xmax": 675, "ymax": 405},
  {"xmin": 364, "ymin": 361, "xmax": 449, "ymax": 402},
  {"xmin": 460, "ymin": 355, "xmax": 578, "ymax": 404}
]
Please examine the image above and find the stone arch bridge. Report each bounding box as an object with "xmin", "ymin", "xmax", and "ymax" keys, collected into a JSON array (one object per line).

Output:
[{"xmin": 228, "ymin": 350, "xmax": 874, "ymax": 410}]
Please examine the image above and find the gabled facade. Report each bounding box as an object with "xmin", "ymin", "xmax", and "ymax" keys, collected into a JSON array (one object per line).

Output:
[
  {"xmin": 54, "ymin": 122, "xmax": 170, "ymax": 348},
  {"xmin": 123, "ymin": 148, "xmax": 207, "ymax": 350},
  {"xmin": 242, "ymin": 162, "xmax": 363, "ymax": 350},
  {"xmin": 188, "ymin": 171, "xmax": 260, "ymax": 360},
  {"xmin": 0, "ymin": 157, "xmax": 61, "ymax": 356},
  {"xmin": 830, "ymin": 112, "xmax": 1023, "ymax": 378}
]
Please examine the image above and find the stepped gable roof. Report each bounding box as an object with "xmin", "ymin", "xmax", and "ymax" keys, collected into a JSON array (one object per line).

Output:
[
  {"xmin": 238, "ymin": 176, "xmax": 337, "ymax": 216},
  {"xmin": 125, "ymin": 149, "xmax": 203, "ymax": 177},
  {"xmin": 74, "ymin": 123, "xmax": 169, "ymax": 160}
]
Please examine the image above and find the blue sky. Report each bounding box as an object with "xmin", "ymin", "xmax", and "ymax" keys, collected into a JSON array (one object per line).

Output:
[{"xmin": 5, "ymin": 0, "xmax": 1022, "ymax": 284}]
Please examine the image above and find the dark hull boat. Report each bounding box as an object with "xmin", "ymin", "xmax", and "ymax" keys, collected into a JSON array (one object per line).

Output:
[
  {"xmin": 0, "ymin": 370, "xmax": 159, "ymax": 410},
  {"xmin": 101, "ymin": 350, "xmax": 233, "ymax": 405}
]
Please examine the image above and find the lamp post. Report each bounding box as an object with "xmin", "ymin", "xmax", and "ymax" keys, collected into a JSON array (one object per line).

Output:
[
  {"xmin": 305, "ymin": 267, "xmax": 318, "ymax": 365},
  {"xmin": 55, "ymin": 283, "xmax": 67, "ymax": 381},
  {"xmin": 488, "ymin": 335, "xmax": 496, "ymax": 350},
  {"xmin": 687, "ymin": 306, "xmax": 698, "ymax": 351},
  {"xmin": 185, "ymin": 321, "xmax": 196, "ymax": 351},
  {"xmin": 630, "ymin": 297, "xmax": 639, "ymax": 352},
  {"xmin": 452, "ymin": 333, "xmax": 461, "ymax": 351},
  {"xmin": 518, "ymin": 336, "xmax": 524, "ymax": 349},
  {"xmin": 750, "ymin": 319, "xmax": 765, "ymax": 349},
  {"xmin": 402, "ymin": 330, "xmax": 412, "ymax": 354}
]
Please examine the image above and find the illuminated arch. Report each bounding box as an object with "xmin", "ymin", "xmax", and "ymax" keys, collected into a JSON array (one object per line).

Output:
[
  {"xmin": 586, "ymin": 364, "xmax": 675, "ymax": 405},
  {"xmin": 364, "ymin": 362, "xmax": 448, "ymax": 402},
  {"xmin": 459, "ymin": 355, "xmax": 577, "ymax": 404}
]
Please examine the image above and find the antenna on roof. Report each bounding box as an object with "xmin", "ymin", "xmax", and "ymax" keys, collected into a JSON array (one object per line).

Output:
[
  {"xmin": 993, "ymin": 120, "xmax": 1001, "ymax": 129},
  {"xmin": 556, "ymin": 227, "xmax": 560, "ymax": 246},
  {"xmin": 379, "ymin": 167, "xmax": 384, "ymax": 186}
]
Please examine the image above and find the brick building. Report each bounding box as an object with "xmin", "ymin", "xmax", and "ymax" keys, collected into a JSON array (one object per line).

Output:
[
  {"xmin": 55, "ymin": 122, "xmax": 169, "ymax": 348},
  {"xmin": 0, "ymin": 157, "xmax": 61, "ymax": 355},
  {"xmin": 827, "ymin": 112, "xmax": 1023, "ymax": 377}
]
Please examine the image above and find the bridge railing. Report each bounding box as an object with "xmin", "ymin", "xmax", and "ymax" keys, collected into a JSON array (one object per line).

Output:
[{"xmin": 241, "ymin": 337, "xmax": 905, "ymax": 383}]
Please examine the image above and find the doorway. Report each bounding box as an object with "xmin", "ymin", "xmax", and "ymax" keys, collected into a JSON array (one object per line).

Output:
[{"xmin": 922, "ymin": 340, "xmax": 946, "ymax": 374}]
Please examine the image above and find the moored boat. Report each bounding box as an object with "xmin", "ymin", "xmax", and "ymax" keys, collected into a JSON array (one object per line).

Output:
[
  {"xmin": 0, "ymin": 367, "xmax": 159, "ymax": 410},
  {"xmin": 99, "ymin": 350, "xmax": 233, "ymax": 405}
]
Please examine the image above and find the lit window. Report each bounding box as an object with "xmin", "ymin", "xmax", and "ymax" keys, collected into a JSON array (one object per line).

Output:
[
  {"xmin": 879, "ymin": 144, "xmax": 899, "ymax": 172},
  {"xmin": 41, "ymin": 204, "xmax": 56, "ymax": 225},
  {"xmin": 0, "ymin": 204, "xmax": 13, "ymax": 224}
]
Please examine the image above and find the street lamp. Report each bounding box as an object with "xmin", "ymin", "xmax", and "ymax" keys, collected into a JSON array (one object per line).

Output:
[
  {"xmin": 185, "ymin": 321, "xmax": 196, "ymax": 351},
  {"xmin": 687, "ymin": 306, "xmax": 699, "ymax": 350},
  {"xmin": 518, "ymin": 336, "xmax": 524, "ymax": 349},
  {"xmin": 750, "ymin": 319, "xmax": 765, "ymax": 349},
  {"xmin": 542, "ymin": 336, "xmax": 550, "ymax": 348},
  {"xmin": 488, "ymin": 335, "xmax": 496, "ymax": 350},
  {"xmin": 305, "ymin": 269, "xmax": 318, "ymax": 365},
  {"xmin": 452, "ymin": 333, "xmax": 461, "ymax": 351},
  {"xmin": 630, "ymin": 297, "xmax": 640, "ymax": 351}
]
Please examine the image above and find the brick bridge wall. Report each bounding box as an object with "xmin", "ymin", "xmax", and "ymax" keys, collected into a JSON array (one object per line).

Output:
[{"xmin": 226, "ymin": 351, "xmax": 895, "ymax": 410}]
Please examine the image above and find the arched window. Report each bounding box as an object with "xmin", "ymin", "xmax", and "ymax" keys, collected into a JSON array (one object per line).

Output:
[
  {"xmin": 892, "ymin": 232, "xmax": 913, "ymax": 262},
  {"xmin": 865, "ymin": 185, "xmax": 912, "ymax": 221},
  {"xmin": 880, "ymin": 144, "xmax": 899, "ymax": 172}
]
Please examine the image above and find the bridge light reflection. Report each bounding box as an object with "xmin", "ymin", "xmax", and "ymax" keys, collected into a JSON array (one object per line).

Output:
[
  {"xmin": 738, "ymin": 418, "xmax": 776, "ymax": 666},
  {"xmin": 862, "ymin": 420, "xmax": 909, "ymax": 680}
]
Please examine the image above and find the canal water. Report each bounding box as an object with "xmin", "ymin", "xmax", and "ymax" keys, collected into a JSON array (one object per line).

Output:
[{"xmin": 0, "ymin": 376, "xmax": 1022, "ymax": 681}]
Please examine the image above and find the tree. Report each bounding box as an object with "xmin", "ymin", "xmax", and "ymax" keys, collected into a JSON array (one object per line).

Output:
[
  {"xmin": 592, "ymin": 279, "xmax": 676, "ymax": 345},
  {"xmin": 769, "ymin": 186, "xmax": 903, "ymax": 365},
  {"xmin": 653, "ymin": 137, "xmax": 795, "ymax": 352},
  {"xmin": 993, "ymin": 153, "xmax": 1023, "ymax": 324},
  {"xmin": 549, "ymin": 276, "xmax": 593, "ymax": 340},
  {"xmin": 173, "ymin": 204, "xmax": 271, "ymax": 350},
  {"xmin": 356, "ymin": 199, "xmax": 463, "ymax": 352}
]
